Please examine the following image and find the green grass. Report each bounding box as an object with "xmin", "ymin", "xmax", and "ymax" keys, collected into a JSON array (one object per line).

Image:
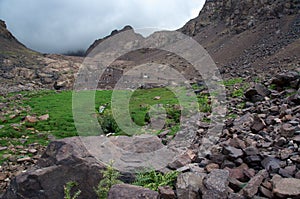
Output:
[
  {"xmin": 0, "ymin": 87, "xmax": 211, "ymax": 141},
  {"xmin": 221, "ymin": 78, "xmax": 249, "ymax": 98}
]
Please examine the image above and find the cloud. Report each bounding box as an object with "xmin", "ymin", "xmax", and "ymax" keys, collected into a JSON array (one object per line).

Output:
[{"xmin": 0, "ymin": 0, "xmax": 205, "ymax": 53}]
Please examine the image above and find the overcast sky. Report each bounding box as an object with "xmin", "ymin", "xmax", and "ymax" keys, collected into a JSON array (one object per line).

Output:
[{"xmin": 0, "ymin": 0, "xmax": 205, "ymax": 54}]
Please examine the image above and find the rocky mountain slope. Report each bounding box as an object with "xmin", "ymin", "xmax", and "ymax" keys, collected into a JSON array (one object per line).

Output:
[
  {"xmin": 181, "ymin": 0, "xmax": 300, "ymax": 77},
  {"xmin": 0, "ymin": 20, "xmax": 82, "ymax": 93}
]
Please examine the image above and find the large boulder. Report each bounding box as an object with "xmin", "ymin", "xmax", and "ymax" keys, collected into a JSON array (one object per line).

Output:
[{"xmin": 2, "ymin": 135, "xmax": 179, "ymax": 199}]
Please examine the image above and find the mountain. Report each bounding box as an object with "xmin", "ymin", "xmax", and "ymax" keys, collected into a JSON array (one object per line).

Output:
[
  {"xmin": 86, "ymin": 0, "xmax": 300, "ymax": 80},
  {"xmin": 0, "ymin": 20, "xmax": 82, "ymax": 93},
  {"xmin": 180, "ymin": 0, "xmax": 300, "ymax": 77}
]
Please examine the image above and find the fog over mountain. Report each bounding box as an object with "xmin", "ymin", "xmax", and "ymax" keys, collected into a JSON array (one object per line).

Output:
[{"xmin": 0, "ymin": 0, "xmax": 205, "ymax": 53}]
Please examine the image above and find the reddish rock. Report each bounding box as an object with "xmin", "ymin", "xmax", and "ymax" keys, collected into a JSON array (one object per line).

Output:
[
  {"xmin": 158, "ymin": 186, "xmax": 176, "ymax": 199},
  {"xmin": 240, "ymin": 170, "xmax": 268, "ymax": 198}
]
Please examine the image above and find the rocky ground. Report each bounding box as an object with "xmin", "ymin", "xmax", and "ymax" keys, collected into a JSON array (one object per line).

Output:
[{"xmin": 1, "ymin": 69, "xmax": 300, "ymax": 198}]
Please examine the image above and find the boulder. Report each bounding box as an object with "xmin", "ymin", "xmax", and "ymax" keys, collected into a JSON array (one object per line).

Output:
[
  {"xmin": 107, "ymin": 184, "xmax": 159, "ymax": 199},
  {"xmin": 2, "ymin": 135, "xmax": 179, "ymax": 199}
]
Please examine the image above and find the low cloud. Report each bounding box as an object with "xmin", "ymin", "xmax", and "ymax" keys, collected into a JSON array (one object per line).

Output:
[{"xmin": 0, "ymin": 0, "xmax": 205, "ymax": 53}]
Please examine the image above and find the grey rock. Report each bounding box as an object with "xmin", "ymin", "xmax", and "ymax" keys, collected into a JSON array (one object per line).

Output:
[
  {"xmin": 223, "ymin": 146, "xmax": 244, "ymax": 159},
  {"xmin": 254, "ymin": 84, "xmax": 271, "ymax": 97},
  {"xmin": 202, "ymin": 169, "xmax": 230, "ymax": 199},
  {"xmin": 261, "ymin": 157, "xmax": 280, "ymax": 172},
  {"xmin": 107, "ymin": 184, "xmax": 159, "ymax": 199},
  {"xmin": 243, "ymin": 146, "xmax": 259, "ymax": 156},
  {"xmin": 176, "ymin": 172, "xmax": 206, "ymax": 199}
]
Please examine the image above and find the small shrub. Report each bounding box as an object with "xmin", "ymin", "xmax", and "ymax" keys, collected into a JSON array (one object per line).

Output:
[
  {"xmin": 98, "ymin": 111, "xmax": 121, "ymax": 134},
  {"xmin": 95, "ymin": 161, "xmax": 123, "ymax": 199},
  {"xmin": 133, "ymin": 169, "xmax": 179, "ymax": 191},
  {"xmin": 64, "ymin": 181, "xmax": 81, "ymax": 199}
]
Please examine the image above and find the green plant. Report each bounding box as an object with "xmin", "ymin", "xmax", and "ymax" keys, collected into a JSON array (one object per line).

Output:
[
  {"xmin": 231, "ymin": 88, "xmax": 244, "ymax": 98},
  {"xmin": 64, "ymin": 181, "xmax": 81, "ymax": 199},
  {"xmin": 133, "ymin": 169, "xmax": 179, "ymax": 191},
  {"xmin": 98, "ymin": 111, "xmax": 122, "ymax": 135},
  {"xmin": 95, "ymin": 161, "xmax": 123, "ymax": 199}
]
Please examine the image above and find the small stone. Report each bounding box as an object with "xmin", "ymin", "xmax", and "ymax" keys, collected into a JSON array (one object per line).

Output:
[
  {"xmin": 279, "ymin": 165, "xmax": 297, "ymax": 177},
  {"xmin": 280, "ymin": 123, "xmax": 296, "ymax": 137},
  {"xmin": 243, "ymin": 146, "xmax": 259, "ymax": 156},
  {"xmin": 270, "ymin": 106, "xmax": 279, "ymax": 112},
  {"xmin": 168, "ymin": 150, "xmax": 196, "ymax": 169},
  {"xmin": 223, "ymin": 146, "xmax": 244, "ymax": 159},
  {"xmin": 153, "ymin": 96, "xmax": 161, "ymax": 100},
  {"xmin": 225, "ymin": 163, "xmax": 249, "ymax": 181},
  {"xmin": 16, "ymin": 145, "xmax": 24, "ymax": 149},
  {"xmin": 280, "ymin": 148, "xmax": 293, "ymax": 160},
  {"xmin": 293, "ymin": 135, "xmax": 300, "ymax": 143},
  {"xmin": 38, "ymin": 114, "xmax": 49, "ymax": 121},
  {"xmin": 251, "ymin": 115, "xmax": 266, "ymax": 133},
  {"xmin": 272, "ymin": 177, "xmax": 300, "ymax": 198},
  {"xmin": 295, "ymin": 171, "xmax": 300, "ymax": 179},
  {"xmin": 0, "ymin": 146, "xmax": 8, "ymax": 151},
  {"xmin": 275, "ymin": 137, "xmax": 287, "ymax": 147},
  {"xmin": 0, "ymin": 173, "xmax": 7, "ymax": 181},
  {"xmin": 17, "ymin": 157, "xmax": 31, "ymax": 162},
  {"xmin": 261, "ymin": 157, "xmax": 280, "ymax": 172},
  {"xmin": 240, "ymin": 170, "xmax": 268, "ymax": 198},
  {"xmin": 260, "ymin": 186, "xmax": 273, "ymax": 198},
  {"xmin": 28, "ymin": 149, "xmax": 37, "ymax": 154},
  {"xmin": 25, "ymin": 115, "xmax": 38, "ymax": 123},
  {"xmin": 290, "ymin": 155, "xmax": 300, "ymax": 163},
  {"xmin": 176, "ymin": 172, "xmax": 205, "ymax": 199},
  {"xmin": 244, "ymin": 155, "xmax": 261, "ymax": 167},
  {"xmin": 158, "ymin": 186, "xmax": 176, "ymax": 199},
  {"xmin": 203, "ymin": 169, "xmax": 229, "ymax": 199},
  {"xmin": 205, "ymin": 163, "xmax": 220, "ymax": 172}
]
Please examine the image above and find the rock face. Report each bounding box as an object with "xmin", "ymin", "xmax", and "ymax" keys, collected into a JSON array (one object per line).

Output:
[{"xmin": 1, "ymin": 135, "xmax": 179, "ymax": 199}]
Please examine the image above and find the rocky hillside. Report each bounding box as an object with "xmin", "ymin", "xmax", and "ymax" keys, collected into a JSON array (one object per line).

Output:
[
  {"xmin": 180, "ymin": 0, "xmax": 300, "ymax": 77},
  {"xmin": 0, "ymin": 20, "xmax": 82, "ymax": 93}
]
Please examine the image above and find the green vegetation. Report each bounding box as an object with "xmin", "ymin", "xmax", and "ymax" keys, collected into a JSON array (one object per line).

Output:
[
  {"xmin": 222, "ymin": 77, "xmax": 249, "ymax": 98},
  {"xmin": 0, "ymin": 87, "xmax": 212, "ymax": 139},
  {"xmin": 64, "ymin": 181, "xmax": 81, "ymax": 199},
  {"xmin": 0, "ymin": 86, "xmax": 214, "ymax": 164},
  {"xmin": 95, "ymin": 161, "xmax": 123, "ymax": 199},
  {"xmin": 133, "ymin": 169, "xmax": 179, "ymax": 191}
]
